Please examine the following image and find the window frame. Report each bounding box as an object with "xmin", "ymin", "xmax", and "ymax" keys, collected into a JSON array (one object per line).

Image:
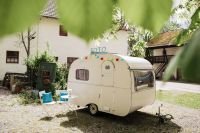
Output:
[
  {"xmin": 6, "ymin": 51, "xmax": 19, "ymax": 64},
  {"xmin": 133, "ymin": 70, "xmax": 154, "ymax": 91},
  {"xmin": 59, "ymin": 25, "xmax": 68, "ymax": 36},
  {"xmin": 76, "ymin": 69, "xmax": 89, "ymax": 81}
]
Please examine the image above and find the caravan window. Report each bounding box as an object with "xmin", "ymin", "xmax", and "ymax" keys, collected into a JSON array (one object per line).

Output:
[
  {"xmin": 133, "ymin": 70, "xmax": 154, "ymax": 91},
  {"xmin": 76, "ymin": 69, "xmax": 89, "ymax": 81}
]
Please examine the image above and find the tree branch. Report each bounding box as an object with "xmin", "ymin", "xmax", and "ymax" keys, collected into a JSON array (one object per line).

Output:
[
  {"xmin": 29, "ymin": 32, "xmax": 36, "ymax": 40},
  {"xmin": 21, "ymin": 32, "xmax": 28, "ymax": 55}
]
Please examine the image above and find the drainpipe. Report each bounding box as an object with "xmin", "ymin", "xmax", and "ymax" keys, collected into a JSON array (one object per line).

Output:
[{"xmin": 36, "ymin": 18, "xmax": 40, "ymax": 57}]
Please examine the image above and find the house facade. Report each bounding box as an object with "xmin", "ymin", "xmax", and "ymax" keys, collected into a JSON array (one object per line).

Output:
[
  {"xmin": 145, "ymin": 30, "xmax": 183, "ymax": 80},
  {"xmin": 0, "ymin": 4, "xmax": 129, "ymax": 80}
]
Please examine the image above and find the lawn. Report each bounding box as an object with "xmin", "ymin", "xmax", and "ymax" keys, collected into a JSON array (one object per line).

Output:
[{"xmin": 156, "ymin": 90, "xmax": 200, "ymax": 109}]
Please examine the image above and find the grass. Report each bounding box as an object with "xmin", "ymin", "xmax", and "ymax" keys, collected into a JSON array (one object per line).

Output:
[{"xmin": 156, "ymin": 90, "xmax": 200, "ymax": 109}]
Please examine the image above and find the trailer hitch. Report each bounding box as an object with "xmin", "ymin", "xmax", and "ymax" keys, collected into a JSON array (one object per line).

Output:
[{"xmin": 156, "ymin": 104, "xmax": 174, "ymax": 124}]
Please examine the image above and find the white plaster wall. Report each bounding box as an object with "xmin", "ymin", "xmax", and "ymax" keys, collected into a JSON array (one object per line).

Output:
[
  {"xmin": 36, "ymin": 17, "xmax": 90, "ymax": 63},
  {"xmin": 0, "ymin": 35, "xmax": 27, "ymax": 80},
  {"xmin": 153, "ymin": 47, "xmax": 179, "ymax": 56},
  {"xmin": 37, "ymin": 18, "xmax": 129, "ymax": 63},
  {"xmin": 153, "ymin": 47, "xmax": 181, "ymax": 79},
  {"xmin": 0, "ymin": 17, "xmax": 129, "ymax": 80},
  {"xmin": 89, "ymin": 30, "xmax": 129, "ymax": 55}
]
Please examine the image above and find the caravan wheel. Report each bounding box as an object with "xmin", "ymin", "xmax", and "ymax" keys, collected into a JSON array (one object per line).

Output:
[{"xmin": 89, "ymin": 104, "xmax": 98, "ymax": 115}]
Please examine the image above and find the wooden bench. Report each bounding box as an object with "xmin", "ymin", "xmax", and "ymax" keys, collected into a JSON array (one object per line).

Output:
[{"xmin": 2, "ymin": 72, "xmax": 29, "ymax": 90}]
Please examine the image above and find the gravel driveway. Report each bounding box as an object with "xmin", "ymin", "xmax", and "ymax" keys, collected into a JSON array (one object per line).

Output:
[{"xmin": 0, "ymin": 89, "xmax": 200, "ymax": 133}]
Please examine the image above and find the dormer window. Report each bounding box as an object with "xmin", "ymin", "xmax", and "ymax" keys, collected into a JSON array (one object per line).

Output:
[{"xmin": 59, "ymin": 25, "xmax": 68, "ymax": 36}]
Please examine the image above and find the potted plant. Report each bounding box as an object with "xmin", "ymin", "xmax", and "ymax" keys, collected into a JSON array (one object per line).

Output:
[{"xmin": 12, "ymin": 80, "xmax": 23, "ymax": 94}]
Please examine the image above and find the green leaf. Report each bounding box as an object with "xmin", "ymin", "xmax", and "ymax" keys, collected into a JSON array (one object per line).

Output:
[
  {"xmin": 190, "ymin": 7, "xmax": 200, "ymax": 28},
  {"xmin": 57, "ymin": 0, "xmax": 113, "ymax": 41},
  {"xmin": 164, "ymin": 29, "xmax": 200, "ymax": 83},
  {"xmin": 181, "ymin": 29, "xmax": 200, "ymax": 83},
  {"xmin": 118, "ymin": 0, "xmax": 172, "ymax": 33},
  {"xmin": 175, "ymin": 30, "xmax": 191, "ymax": 46},
  {"xmin": 0, "ymin": 0, "xmax": 47, "ymax": 37},
  {"xmin": 163, "ymin": 47, "xmax": 184, "ymax": 81}
]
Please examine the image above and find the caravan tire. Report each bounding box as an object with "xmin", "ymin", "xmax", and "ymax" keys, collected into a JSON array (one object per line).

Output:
[{"xmin": 89, "ymin": 104, "xmax": 98, "ymax": 116}]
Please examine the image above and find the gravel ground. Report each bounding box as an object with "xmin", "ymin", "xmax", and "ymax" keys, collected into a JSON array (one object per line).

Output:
[{"xmin": 0, "ymin": 89, "xmax": 200, "ymax": 133}]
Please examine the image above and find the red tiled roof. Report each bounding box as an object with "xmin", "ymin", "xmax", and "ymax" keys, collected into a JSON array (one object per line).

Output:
[{"xmin": 147, "ymin": 30, "xmax": 182, "ymax": 47}]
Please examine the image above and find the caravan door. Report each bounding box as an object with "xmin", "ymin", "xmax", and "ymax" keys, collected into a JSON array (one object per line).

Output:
[
  {"xmin": 101, "ymin": 61, "xmax": 114, "ymax": 86},
  {"xmin": 100, "ymin": 61, "xmax": 115, "ymax": 112}
]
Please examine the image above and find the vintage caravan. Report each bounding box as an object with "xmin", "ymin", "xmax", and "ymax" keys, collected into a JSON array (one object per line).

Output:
[{"xmin": 68, "ymin": 53, "xmax": 156, "ymax": 116}]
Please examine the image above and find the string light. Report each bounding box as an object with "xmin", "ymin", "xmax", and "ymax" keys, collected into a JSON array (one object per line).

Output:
[{"xmin": 89, "ymin": 55, "xmax": 125, "ymax": 62}]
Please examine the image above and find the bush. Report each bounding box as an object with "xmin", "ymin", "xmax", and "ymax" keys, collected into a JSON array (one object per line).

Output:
[
  {"xmin": 24, "ymin": 51, "xmax": 56, "ymax": 69},
  {"xmin": 24, "ymin": 50, "xmax": 69, "ymax": 95},
  {"xmin": 55, "ymin": 64, "xmax": 68, "ymax": 90},
  {"xmin": 24, "ymin": 50, "xmax": 56, "ymax": 89},
  {"xmin": 18, "ymin": 90, "xmax": 40, "ymax": 105}
]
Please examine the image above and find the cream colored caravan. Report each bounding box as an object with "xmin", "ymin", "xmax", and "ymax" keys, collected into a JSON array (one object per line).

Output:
[{"xmin": 68, "ymin": 54, "xmax": 156, "ymax": 116}]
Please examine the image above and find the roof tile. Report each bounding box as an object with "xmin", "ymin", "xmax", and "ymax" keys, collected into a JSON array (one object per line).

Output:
[{"xmin": 41, "ymin": 0, "xmax": 58, "ymax": 18}]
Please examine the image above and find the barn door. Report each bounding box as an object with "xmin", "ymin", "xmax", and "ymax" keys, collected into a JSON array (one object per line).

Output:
[{"xmin": 101, "ymin": 61, "xmax": 114, "ymax": 86}]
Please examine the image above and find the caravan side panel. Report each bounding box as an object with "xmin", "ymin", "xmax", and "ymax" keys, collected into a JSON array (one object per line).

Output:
[
  {"xmin": 68, "ymin": 58, "xmax": 102, "ymax": 107},
  {"xmin": 68, "ymin": 82, "xmax": 101, "ymax": 107}
]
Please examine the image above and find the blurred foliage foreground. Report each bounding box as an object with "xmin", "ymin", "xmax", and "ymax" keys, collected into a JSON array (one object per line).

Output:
[{"xmin": 0, "ymin": 0, "xmax": 199, "ymax": 83}]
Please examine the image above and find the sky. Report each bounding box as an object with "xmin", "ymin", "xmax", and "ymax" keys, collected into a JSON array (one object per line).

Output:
[{"xmin": 173, "ymin": 0, "xmax": 182, "ymax": 8}]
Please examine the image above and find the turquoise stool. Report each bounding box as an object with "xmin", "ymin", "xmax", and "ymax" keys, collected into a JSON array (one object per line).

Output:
[
  {"xmin": 60, "ymin": 91, "xmax": 68, "ymax": 102},
  {"xmin": 42, "ymin": 92, "xmax": 53, "ymax": 103}
]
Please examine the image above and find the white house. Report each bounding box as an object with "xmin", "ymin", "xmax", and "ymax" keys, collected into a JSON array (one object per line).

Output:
[{"xmin": 0, "ymin": 0, "xmax": 129, "ymax": 80}]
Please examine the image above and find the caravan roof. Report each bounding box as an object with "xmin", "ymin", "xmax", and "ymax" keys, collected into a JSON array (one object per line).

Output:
[
  {"xmin": 115, "ymin": 54, "xmax": 152, "ymax": 70},
  {"xmin": 85, "ymin": 53, "xmax": 152, "ymax": 70}
]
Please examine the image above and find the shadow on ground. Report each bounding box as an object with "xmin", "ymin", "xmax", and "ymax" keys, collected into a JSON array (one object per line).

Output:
[
  {"xmin": 40, "ymin": 116, "xmax": 54, "ymax": 121},
  {"xmin": 59, "ymin": 109, "xmax": 182, "ymax": 133}
]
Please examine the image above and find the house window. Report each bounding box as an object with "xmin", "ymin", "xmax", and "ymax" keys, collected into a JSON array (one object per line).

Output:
[
  {"xmin": 67, "ymin": 57, "xmax": 78, "ymax": 67},
  {"xmin": 76, "ymin": 69, "xmax": 89, "ymax": 81},
  {"xmin": 6, "ymin": 51, "xmax": 19, "ymax": 63},
  {"xmin": 134, "ymin": 70, "xmax": 154, "ymax": 91},
  {"xmin": 59, "ymin": 25, "xmax": 68, "ymax": 36}
]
